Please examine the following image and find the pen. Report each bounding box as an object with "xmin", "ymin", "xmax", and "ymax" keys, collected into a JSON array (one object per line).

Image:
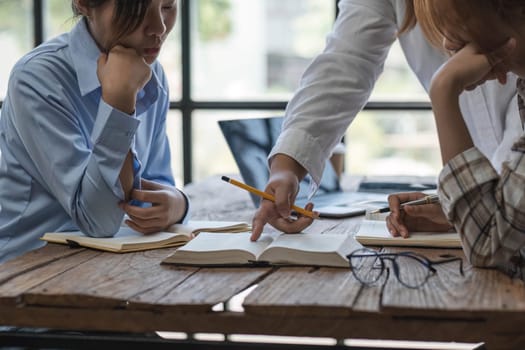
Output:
[
  {"xmin": 221, "ymin": 176, "xmax": 319, "ymax": 219},
  {"xmin": 369, "ymin": 194, "xmax": 440, "ymax": 214}
]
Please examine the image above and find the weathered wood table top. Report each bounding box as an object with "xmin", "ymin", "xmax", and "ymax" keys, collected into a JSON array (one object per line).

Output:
[{"xmin": 1, "ymin": 175, "xmax": 524, "ymax": 349}]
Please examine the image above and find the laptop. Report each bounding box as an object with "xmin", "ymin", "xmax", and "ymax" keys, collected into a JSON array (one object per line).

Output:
[{"xmin": 218, "ymin": 117, "xmax": 390, "ymax": 218}]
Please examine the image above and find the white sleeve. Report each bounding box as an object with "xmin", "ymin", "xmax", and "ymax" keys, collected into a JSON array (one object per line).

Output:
[{"xmin": 270, "ymin": 0, "xmax": 400, "ymax": 185}]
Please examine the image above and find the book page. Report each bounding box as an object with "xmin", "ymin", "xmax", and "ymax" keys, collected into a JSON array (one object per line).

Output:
[
  {"xmin": 153, "ymin": 220, "xmax": 250, "ymax": 235},
  {"xmin": 162, "ymin": 232, "xmax": 275, "ymax": 265},
  {"xmin": 355, "ymin": 220, "xmax": 461, "ymax": 248},
  {"xmin": 257, "ymin": 233, "xmax": 355, "ymax": 268}
]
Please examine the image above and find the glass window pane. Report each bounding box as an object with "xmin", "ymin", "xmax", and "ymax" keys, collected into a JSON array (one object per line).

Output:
[
  {"xmin": 44, "ymin": 0, "xmax": 76, "ymax": 40},
  {"xmin": 166, "ymin": 110, "xmax": 184, "ymax": 186},
  {"xmin": 191, "ymin": 0, "xmax": 335, "ymax": 101},
  {"xmin": 345, "ymin": 111, "xmax": 440, "ymax": 176},
  {"xmin": 0, "ymin": 0, "xmax": 33, "ymax": 99},
  {"xmin": 159, "ymin": 9, "xmax": 182, "ymax": 101},
  {"xmin": 192, "ymin": 110, "xmax": 283, "ymax": 182},
  {"xmin": 370, "ymin": 41, "xmax": 429, "ymax": 102},
  {"xmin": 192, "ymin": 110, "xmax": 440, "ymax": 183}
]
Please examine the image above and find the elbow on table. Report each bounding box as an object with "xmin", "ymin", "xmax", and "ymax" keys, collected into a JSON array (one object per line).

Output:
[
  {"xmin": 468, "ymin": 256, "xmax": 496, "ymax": 269},
  {"xmin": 465, "ymin": 246, "xmax": 507, "ymax": 270},
  {"xmin": 74, "ymin": 212, "xmax": 124, "ymax": 238}
]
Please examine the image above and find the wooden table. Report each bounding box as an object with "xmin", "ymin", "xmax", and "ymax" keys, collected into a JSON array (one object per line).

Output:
[{"xmin": 1, "ymin": 175, "xmax": 524, "ymax": 349}]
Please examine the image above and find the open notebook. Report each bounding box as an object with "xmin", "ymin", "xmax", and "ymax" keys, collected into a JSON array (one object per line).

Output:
[
  {"xmin": 355, "ymin": 219, "xmax": 462, "ymax": 248},
  {"xmin": 163, "ymin": 232, "xmax": 358, "ymax": 268},
  {"xmin": 218, "ymin": 117, "xmax": 389, "ymax": 218},
  {"xmin": 41, "ymin": 220, "xmax": 251, "ymax": 253}
]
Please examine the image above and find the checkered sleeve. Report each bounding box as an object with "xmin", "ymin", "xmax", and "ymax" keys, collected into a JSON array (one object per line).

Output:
[{"xmin": 438, "ymin": 144, "xmax": 525, "ymax": 270}]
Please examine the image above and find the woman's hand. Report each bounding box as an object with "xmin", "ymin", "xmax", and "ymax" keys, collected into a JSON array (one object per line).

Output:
[
  {"xmin": 386, "ymin": 192, "xmax": 452, "ymax": 238},
  {"xmin": 97, "ymin": 45, "xmax": 152, "ymax": 114},
  {"xmin": 431, "ymin": 38, "xmax": 515, "ymax": 97},
  {"xmin": 121, "ymin": 179, "xmax": 187, "ymax": 234}
]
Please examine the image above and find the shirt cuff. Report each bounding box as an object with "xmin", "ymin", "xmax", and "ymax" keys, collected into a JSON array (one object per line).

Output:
[
  {"xmin": 438, "ymin": 147, "xmax": 499, "ymax": 220},
  {"xmin": 269, "ymin": 128, "xmax": 329, "ymax": 188},
  {"xmin": 177, "ymin": 189, "xmax": 191, "ymax": 224}
]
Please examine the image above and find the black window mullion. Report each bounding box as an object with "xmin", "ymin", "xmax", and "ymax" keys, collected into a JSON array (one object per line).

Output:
[
  {"xmin": 180, "ymin": 0, "xmax": 193, "ymax": 185},
  {"xmin": 33, "ymin": 0, "xmax": 44, "ymax": 47}
]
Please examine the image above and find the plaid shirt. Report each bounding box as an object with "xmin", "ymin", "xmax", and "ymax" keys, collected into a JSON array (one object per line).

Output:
[{"xmin": 438, "ymin": 78, "xmax": 525, "ymax": 276}]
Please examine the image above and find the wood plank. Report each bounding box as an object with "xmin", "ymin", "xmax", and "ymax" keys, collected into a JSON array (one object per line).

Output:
[
  {"xmin": 0, "ymin": 244, "xmax": 86, "ymax": 284},
  {"xmin": 243, "ymin": 266, "xmax": 377, "ymax": 316},
  {"xmin": 380, "ymin": 247, "xmax": 525, "ymax": 316},
  {"xmin": 21, "ymin": 248, "xmax": 198, "ymax": 310},
  {"xmin": 0, "ymin": 248, "xmax": 100, "ymax": 306},
  {"xmin": 130, "ymin": 267, "xmax": 272, "ymax": 312},
  {"xmin": 184, "ymin": 175, "xmax": 255, "ymax": 222}
]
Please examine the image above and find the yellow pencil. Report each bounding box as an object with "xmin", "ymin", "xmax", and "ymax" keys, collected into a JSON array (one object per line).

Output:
[{"xmin": 221, "ymin": 176, "xmax": 318, "ymax": 219}]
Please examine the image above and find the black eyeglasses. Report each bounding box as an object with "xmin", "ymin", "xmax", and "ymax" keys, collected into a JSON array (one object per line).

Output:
[{"xmin": 347, "ymin": 248, "xmax": 464, "ymax": 289}]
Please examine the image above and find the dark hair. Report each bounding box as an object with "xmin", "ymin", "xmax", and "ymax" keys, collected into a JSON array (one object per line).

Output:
[{"xmin": 72, "ymin": 0, "xmax": 151, "ymax": 40}]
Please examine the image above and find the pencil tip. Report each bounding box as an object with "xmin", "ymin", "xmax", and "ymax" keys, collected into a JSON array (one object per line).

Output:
[{"xmin": 221, "ymin": 176, "xmax": 230, "ymax": 182}]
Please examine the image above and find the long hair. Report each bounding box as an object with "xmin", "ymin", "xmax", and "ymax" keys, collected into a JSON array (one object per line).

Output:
[
  {"xmin": 413, "ymin": 0, "xmax": 525, "ymax": 50},
  {"xmin": 72, "ymin": 0, "xmax": 151, "ymax": 40},
  {"xmin": 399, "ymin": 0, "xmax": 416, "ymax": 35}
]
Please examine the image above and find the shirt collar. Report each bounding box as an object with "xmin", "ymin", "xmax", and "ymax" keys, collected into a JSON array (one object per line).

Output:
[
  {"xmin": 68, "ymin": 19, "xmax": 165, "ymax": 114},
  {"xmin": 69, "ymin": 18, "xmax": 102, "ymax": 96}
]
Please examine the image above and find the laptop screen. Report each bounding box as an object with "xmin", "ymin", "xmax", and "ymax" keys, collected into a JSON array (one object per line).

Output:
[{"xmin": 219, "ymin": 117, "xmax": 341, "ymax": 207}]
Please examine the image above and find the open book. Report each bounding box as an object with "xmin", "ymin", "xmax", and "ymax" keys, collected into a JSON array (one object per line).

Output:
[
  {"xmin": 162, "ymin": 232, "xmax": 356, "ymax": 268},
  {"xmin": 355, "ymin": 219, "xmax": 461, "ymax": 248},
  {"xmin": 41, "ymin": 220, "xmax": 251, "ymax": 253}
]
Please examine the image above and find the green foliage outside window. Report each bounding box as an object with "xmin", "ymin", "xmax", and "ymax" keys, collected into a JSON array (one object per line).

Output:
[
  {"xmin": 198, "ymin": 0, "xmax": 232, "ymax": 42},
  {"xmin": 0, "ymin": 0, "xmax": 31, "ymax": 48}
]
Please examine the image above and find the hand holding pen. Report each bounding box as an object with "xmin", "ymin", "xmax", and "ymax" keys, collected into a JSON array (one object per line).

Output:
[
  {"xmin": 383, "ymin": 192, "xmax": 452, "ymax": 238},
  {"xmin": 370, "ymin": 194, "xmax": 440, "ymax": 214}
]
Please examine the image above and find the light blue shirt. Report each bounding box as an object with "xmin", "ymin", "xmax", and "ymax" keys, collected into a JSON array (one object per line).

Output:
[{"xmin": 0, "ymin": 19, "xmax": 183, "ymax": 263}]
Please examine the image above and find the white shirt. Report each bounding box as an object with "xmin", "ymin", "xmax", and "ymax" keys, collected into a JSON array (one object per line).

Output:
[{"xmin": 270, "ymin": 0, "xmax": 520, "ymax": 185}]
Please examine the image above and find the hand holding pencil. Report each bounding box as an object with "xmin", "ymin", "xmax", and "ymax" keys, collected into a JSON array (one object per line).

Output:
[
  {"xmin": 384, "ymin": 192, "xmax": 452, "ymax": 238},
  {"xmin": 222, "ymin": 175, "xmax": 319, "ymax": 241},
  {"xmin": 221, "ymin": 176, "xmax": 318, "ymax": 219}
]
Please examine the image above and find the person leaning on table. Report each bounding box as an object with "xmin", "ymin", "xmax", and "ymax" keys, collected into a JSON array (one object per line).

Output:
[
  {"xmin": 250, "ymin": 0, "xmax": 520, "ymax": 240},
  {"xmin": 0, "ymin": 0, "xmax": 189, "ymax": 264}
]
